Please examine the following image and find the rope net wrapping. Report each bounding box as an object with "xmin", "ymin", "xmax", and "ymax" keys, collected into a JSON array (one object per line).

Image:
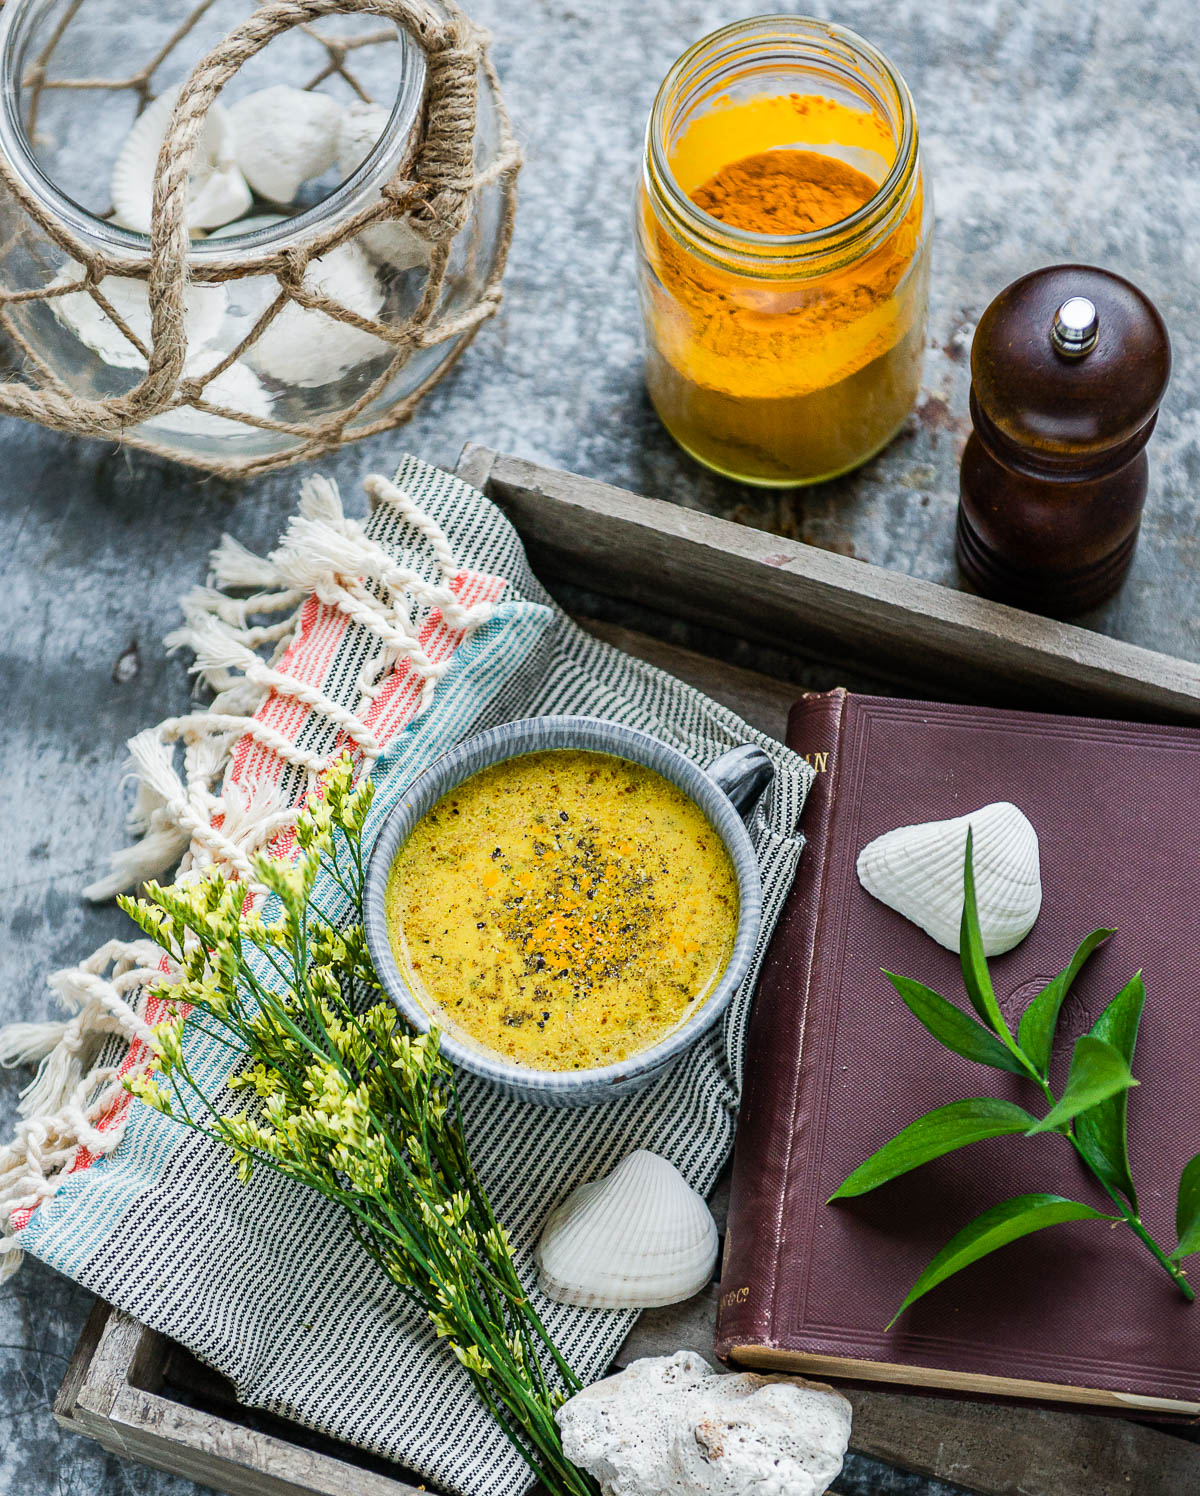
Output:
[{"xmin": 0, "ymin": 0, "xmax": 520, "ymax": 476}]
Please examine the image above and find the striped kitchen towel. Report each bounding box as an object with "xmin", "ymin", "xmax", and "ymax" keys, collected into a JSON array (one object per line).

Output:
[{"xmin": 0, "ymin": 454, "xmax": 811, "ymax": 1496}]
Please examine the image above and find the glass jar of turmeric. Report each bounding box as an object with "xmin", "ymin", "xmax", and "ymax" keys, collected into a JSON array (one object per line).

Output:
[{"xmin": 636, "ymin": 16, "xmax": 931, "ymax": 486}]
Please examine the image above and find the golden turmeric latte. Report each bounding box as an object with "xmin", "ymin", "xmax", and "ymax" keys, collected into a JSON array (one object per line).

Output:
[
  {"xmin": 640, "ymin": 93, "xmax": 928, "ymax": 485},
  {"xmin": 384, "ymin": 750, "xmax": 738, "ymax": 1070}
]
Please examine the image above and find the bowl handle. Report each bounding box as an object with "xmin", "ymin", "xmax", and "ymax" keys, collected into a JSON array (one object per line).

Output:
[{"xmin": 707, "ymin": 745, "xmax": 774, "ymax": 823}]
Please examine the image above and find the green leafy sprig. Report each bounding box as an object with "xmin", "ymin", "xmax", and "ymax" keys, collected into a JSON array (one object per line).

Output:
[
  {"xmin": 118, "ymin": 755, "xmax": 596, "ymax": 1496},
  {"xmin": 831, "ymin": 830, "xmax": 1199, "ymax": 1328}
]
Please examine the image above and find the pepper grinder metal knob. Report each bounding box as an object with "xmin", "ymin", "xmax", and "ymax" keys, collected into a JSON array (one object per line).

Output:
[
  {"xmin": 956, "ymin": 265, "xmax": 1170, "ymax": 616},
  {"xmin": 1051, "ymin": 296, "xmax": 1099, "ymax": 357}
]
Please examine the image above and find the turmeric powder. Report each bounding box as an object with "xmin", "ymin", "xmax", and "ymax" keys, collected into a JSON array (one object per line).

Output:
[
  {"xmin": 691, "ymin": 150, "xmax": 876, "ymax": 235},
  {"xmin": 637, "ymin": 92, "xmax": 930, "ymax": 486}
]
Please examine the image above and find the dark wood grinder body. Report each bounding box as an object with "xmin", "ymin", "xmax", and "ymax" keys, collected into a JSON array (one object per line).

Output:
[{"xmin": 957, "ymin": 265, "xmax": 1170, "ymax": 615}]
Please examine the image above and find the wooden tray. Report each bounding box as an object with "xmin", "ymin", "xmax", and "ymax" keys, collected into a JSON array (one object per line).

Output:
[{"xmin": 54, "ymin": 448, "xmax": 1200, "ymax": 1496}]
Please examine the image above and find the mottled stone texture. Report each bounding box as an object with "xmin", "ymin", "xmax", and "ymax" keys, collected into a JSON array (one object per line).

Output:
[{"xmin": 1, "ymin": 1, "xmax": 1196, "ymax": 1493}]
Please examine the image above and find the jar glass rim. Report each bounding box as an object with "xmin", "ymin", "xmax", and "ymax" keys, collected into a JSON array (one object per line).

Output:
[
  {"xmin": 0, "ymin": 0, "xmax": 426, "ymax": 264},
  {"xmin": 646, "ymin": 14, "xmax": 918, "ymax": 262}
]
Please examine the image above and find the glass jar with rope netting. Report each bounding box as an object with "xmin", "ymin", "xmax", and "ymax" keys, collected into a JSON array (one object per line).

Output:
[{"xmin": 0, "ymin": 0, "xmax": 520, "ymax": 475}]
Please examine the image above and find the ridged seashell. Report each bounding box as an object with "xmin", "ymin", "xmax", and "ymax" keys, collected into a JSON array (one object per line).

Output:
[
  {"xmin": 228, "ymin": 86, "xmax": 343, "ymax": 204},
  {"xmin": 144, "ymin": 359, "xmax": 272, "ymax": 438},
  {"xmin": 337, "ymin": 103, "xmax": 427, "ymax": 271},
  {"xmin": 111, "ymin": 86, "xmax": 251, "ymax": 234},
  {"xmin": 50, "ymin": 261, "xmax": 226, "ymax": 369},
  {"xmin": 558, "ymin": 1351, "xmax": 852, "ymax": 1496},
  {"xmin": 535, "ymin": 1150, "xmax": 718, "ymax": 1309},
  {"xmin": 243, "ymin": 241, "xmax": 388, "ymax": 387},
  {"xmin": 856, "ymin": 801, "xmax": 1042, "ymax": 957}
]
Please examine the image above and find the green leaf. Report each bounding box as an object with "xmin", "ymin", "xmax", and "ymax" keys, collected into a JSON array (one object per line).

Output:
[
  {"xmin": 1025, "ymin": 1035, "xmax": 1137, "ymax": 1136},
  {"xmin": 1016, "ymin": 929, "xmax": 1115, "ymax": 1077},
  {"xmin": 831, "ymin": 1099, "xmax": 1040, "ymax": 1200},
  {"xmin": 884, "ymin": 971, "xmax": 1029, "ymax": 1076},
  {"xmin": 959, "ymin": 830, "xmax": 1014, "ymax": 1044},
  {"xmin": 1171, "ymin": 1153, "xmax": 1200, "ymax": 1263},
  {"xmin": 888, "ymin": 1193, "xmax": 1114, "ymax": 1328},
  {"xmin": 1073, "ymin": 973, "xmax": 1145, "ymax": 1208}
]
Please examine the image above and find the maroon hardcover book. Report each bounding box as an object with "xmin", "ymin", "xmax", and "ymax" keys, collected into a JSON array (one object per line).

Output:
[{"xmin": 717, "ymin": 690, "xmax": 1200, "ymax": 1412}]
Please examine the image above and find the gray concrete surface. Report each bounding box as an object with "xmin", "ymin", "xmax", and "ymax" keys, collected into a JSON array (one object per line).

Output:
[{"xmin": 2, "ymin": 1, "xmax": 1197, "ymax": 1493}]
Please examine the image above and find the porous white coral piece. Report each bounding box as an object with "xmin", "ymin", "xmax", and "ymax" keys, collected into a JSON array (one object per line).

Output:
[
  {"xmin": 856, "ymin": 800, "xmax": 1042, "ymax": 956},
  {"xmin": 50, "ymin": 262, "xmax": 226, "ymax": 369},
  {"xmin": 243, "ymin": 241, "xmax": 388, "ymax": 387},
  {"xmin": 536, "ymin": 1151, "xmax": 718, "ymax": 1309},
  {"xmin": 111, "ymin": 85, "xmax": 251, "ymax": 234},
  {"xmin": 337, "ymin": 102, "xmax": 429, "ymax": 271},
  {"xmin": 556, "ymin": 1351, "xmax": 852, "ymax": 1496},
  {"xmin": 228, "ymin": 86, "xmax": 343, "ymax": 204}
]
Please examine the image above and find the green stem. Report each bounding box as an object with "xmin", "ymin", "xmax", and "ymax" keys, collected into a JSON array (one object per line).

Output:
[
  {"xmin": 127, "ymin": 795, "xmax": 594, "ymax": 1496},
  {"xmin": 474, "ymin": 1373, "xmax": 595, "ymax": 1496},
  {"xmin": 1069, "ymin": 1134, "xmax": 1194, "ymax": 1301},
  {"xmin": 1029, "ymin": 1074, "xmax": 1194, "ymax": 1301}
]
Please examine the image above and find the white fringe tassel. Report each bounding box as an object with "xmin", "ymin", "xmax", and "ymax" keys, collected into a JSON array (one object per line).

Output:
[
  {"xmin": 0, "ymin": 471, "xmax": 496, "ymax": 1274},
  {"xmin": 0, "ymin": 939, "xmax": 172, "ymax": 1280}
]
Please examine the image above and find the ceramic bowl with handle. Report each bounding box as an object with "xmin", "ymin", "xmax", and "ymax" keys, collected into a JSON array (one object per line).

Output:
[{"xmin": 363, "ymin": 715, "xmax": 771, "ymax": 1106}]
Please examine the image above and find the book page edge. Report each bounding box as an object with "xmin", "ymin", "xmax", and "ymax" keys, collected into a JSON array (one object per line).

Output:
[{"xmin": 726, "ymin": 1346, "xmax": 1200, "ymax": 1415}]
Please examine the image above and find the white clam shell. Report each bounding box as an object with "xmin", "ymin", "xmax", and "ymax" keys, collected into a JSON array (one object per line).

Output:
[
  {"xmin": 48, "ymin": 257, "xmax": 267, "ymax": 434},
  {"xmin": 228, "ymin": 86, "xmax": 343, "ymax": 204},
  {"xmin": 557, "ymin": 1350, "xmax": 852, "ymax": 1496},
  {"xmin": 243, "ymin": 241, "xmax": 388, "ymax": 387},
  {"xmin": 856, "ymin": 801, "xmax": 1042, "ymax": 957},
  {"xmin": 111, "ymin": 86, "xmax": 251, "ymax": 234},
  {"xmin": 337, "ymin": 103, "xmax": 428, "ymax": 271},
  {"xmin": 535, "ymin": 1150, "xmax": 718, "ymax": 1309},
  {"xmin": 50, "ymin": 261, "xmax": 226, "ymax": 369}
]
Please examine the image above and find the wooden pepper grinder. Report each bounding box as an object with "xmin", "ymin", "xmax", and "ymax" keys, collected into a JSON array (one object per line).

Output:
[{"xmin": 957, "ymin": 265, "xmax": 1170, "ymax": 615}]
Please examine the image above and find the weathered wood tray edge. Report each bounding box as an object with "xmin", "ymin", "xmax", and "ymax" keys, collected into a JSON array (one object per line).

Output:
[
  {"xmin": 54, "ymin": 447, "xmax": 1200, "ymax": 1496},
  {"xmin": 457, "ymin": 444, "xmax": 1200, "ymax": 723}
]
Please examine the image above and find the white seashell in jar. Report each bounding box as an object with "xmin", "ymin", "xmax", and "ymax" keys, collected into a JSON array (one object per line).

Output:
[
  {"xmin": 856, "ymin": 800, "xmax": 1042, "ymax": 957},
  {"xmin": 337, "ymin": 102, "xmax": 428, "ymax": 271},
  {"xmin": 207, "ymin": 215, "xmax": 289, "ymax": 352},
  {"xmin": 535, "ymin": 1150, "xmax": 718, "ymax": 1309},
  {"xmin": 243, "ymin": 241, "xmax": 389, "ymax": 388},
  {"xmin": 228, "ymin": 86, "xmax": 343, "ymax": 204},
  {"xmin": 111, "ymin": 86, "xmax": 251, "ymax": 235},
  {"xmin": 557, "ymin": 1350, "xmax": 852, "ymax": 1496},
  {"xmin": 144, "ymin": 359, "xmax": 272, "ymax": 438},
  {"xmin": 50, "ymin": 262, "xmax": 226, "ymax": 370}
]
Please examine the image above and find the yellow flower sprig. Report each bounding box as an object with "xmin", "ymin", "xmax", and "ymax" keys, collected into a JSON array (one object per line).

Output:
[{"xmin": 119, "ymin": 755, "xmax": 595, "ymax": 1496}]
